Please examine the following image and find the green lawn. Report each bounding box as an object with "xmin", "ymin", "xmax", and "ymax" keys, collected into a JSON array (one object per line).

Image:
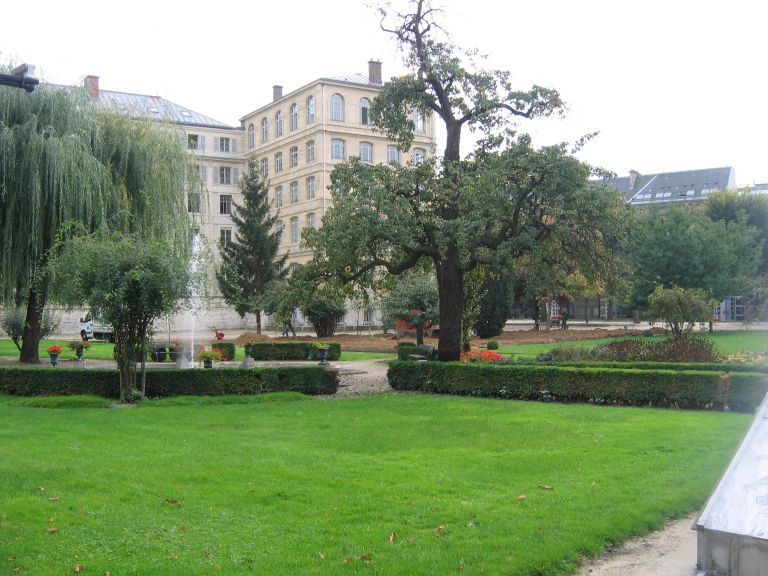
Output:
[
  {"xmin": 499, "ymin": 331, "xmax": 768, "ymax": 359},
  {"xmin": 0, "ymin": 393, "xmax": 749, "ymax": 575}
]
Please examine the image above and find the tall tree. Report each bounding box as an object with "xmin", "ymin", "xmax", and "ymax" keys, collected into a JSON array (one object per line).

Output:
[
  {"xmin": 625, "ymin": 205, "xmax": 761, "ymax": 309},
  {"xmin": 306, "ymin": 0, "xmax": 628, "ymax": 360},
  {"xmin": 0, "ymin": 81, "xmax": 194, "ymax": 362},
  {"xmin": 216, "ymin": 159, "xmax": 286, "ymax": 332}
]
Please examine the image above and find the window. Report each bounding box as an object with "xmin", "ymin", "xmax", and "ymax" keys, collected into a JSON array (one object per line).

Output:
[
  {"xmin": 413, "ymin": 148, "xmax": 425, "ymax": 164},
  {"xmin": 260, "ymin": 158, "xmax": 269, "ymax": 178},
  {"xmin": 276, "ymin": 220, "xmax": 284, "ymax": 245},
  {"xmin": 188, "ymin": 134, "xmax": 200, "ymax": 150},
  {"xmin": 247, "ymin": 124, "xmax": 255, "ymax": 149},
  {"xmin": 290, "ymin": 216, "xmax": 300, "ymax": 244},
  {"xmin": 215, "ymin": 137, "xmax": 235, "ymax": 153},
  {"xmin": 275, "ymin": 185, "xmax": 283, "ymax": 208},
  {"xmin": 306, "ymin": 212, "xmax": 316, "ymax": 229},
  {"xmin": 331, "ymin": 93, "xmax": 345, "ymax": 121},
  {"xmin": 261, "ymin": 118, "xmax": 269, "ymax": 143},
  {"xmin": 360, "ymin": 98, "xmax": 371, "ymax": 125},
  {"xmin": 360, "ymin": 142, "xmax": 373, "ymax": 163},
  {"xmin": 220, "ymin": 228, "xmax": 232, "ymax": 245},
  {"xmin": 387, "ymin": 145, "xmax": 400, "ymax": 164},
  {"xmin": 275, "ymin": 110, "xmax": 284, "ymax": 137},
  {"xmin": 197, "ymin": 164, "xmax": 207, "ymax": 185},
  {"xmin": 187, "ymin": 192, "xmax": 201, "ymax": 213},
  {"xmin": 331, "ymin": 138, "xmax": 345, "ymax": 160},
  {"xmin": 306, "ymin": 95, "xmax": 315, "ymax": 124},
  {"xmin": 220, "ymin": 194, "xmax": 233, "ymax": 215},
  {"xmin": 289, "ymin": 146, "xmax": 299, "ymax": 168},
  {"xmin": 290, "ymin": 103, "xmax": 298, "ymax": 131},
  {"xmin": 275, "ymin": 152, "xmax": 283, "ymax": 173},
  {"xmin": 306, "ymin": 140, "xmax": 315, "ymax": 162},
  {"xmin": 413, "ymin": 109, "xmax": 425, "ymax": 133},
  {"xmin": 306, "ymin": 176, "xmax": 316, "ymax": 199},
  {"xmin": 216, "ymin": 166, "xmax": 232, "ymax": 185},
  {"xmin": 290, "ymin": 181, "xmax": 299, "ymax": 203}
]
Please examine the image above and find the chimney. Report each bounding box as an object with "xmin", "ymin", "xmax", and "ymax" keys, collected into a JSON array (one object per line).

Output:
[
  {"xmin": 272, "ymin": 85, "xmax": 283, "ymax": 102},
  {"xmin": 368, "ymin": 60, "xmax": 382, "ymax": 84},
  {"xmin": 628, "ymin": 169, "xmax": 640, "ymax": 190},
  {"xmin": 83, "ymin": 75, "xmax": 100, "ymax": 99}
]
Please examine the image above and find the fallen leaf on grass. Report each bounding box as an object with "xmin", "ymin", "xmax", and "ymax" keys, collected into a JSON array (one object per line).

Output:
[
  {"xmin": 389, "ymin": 531, "xmax": 396, "ymax": 544},
  {"xmin": 318, "ymin": 553, "xmax": 325, "ymax": 560},
  {"xmin": 167, "ymin": 556, "xmax": 178, "ymax": 561},
  {"xmin": 8, "ymin": 556, "xmax": 17, "ymax": 561},
  {"xmin": 162, "ymin": 498, "xmax": 183, "ymax": 507},
  {"xmin": 342, "ymin": 553, "xmax": 374, "ymax": 564},
  {"xmin": 46, "ymin": 528, "xmax": 58, "ymax": 534},
  {"xmin": 517, "ymin": 495, "xmax": 526, "ymax": 501},
  {"xmin": 214, "ymin": 564, "xmax": 221, "ymax": 571},
  {"xmin": 73, "ymin": 564, "xmax": 85, "ymax": 573},
  {"xmin": 38, "ymin": 486, "xmax": 45, "ymax": 492},
  {"xmin": 537, "ymin": 484, "xmax": 553, "ymax": 491},
  {"xmin": 12, "ymin": 567, "xmax": 24, "ymax": 574},
  {"xmin": 103, "ymin": 572, "xmax": 110, "ymax": 576},
  {"xmin": 48, "ymin": 497, "xmax": 60, "ymax": 502}
]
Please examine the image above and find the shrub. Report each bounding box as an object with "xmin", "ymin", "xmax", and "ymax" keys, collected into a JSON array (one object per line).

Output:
[
  {"xmin": 0, "ymin": 366, "xmax": 337, "ymax": 398},
  {"xmin": 544, "ymin": 361, "xmax": 768, "ymax": 374},
  {"xmin": 234, "ymin": 332, "xmax": 271, "ymax": 346},
  {"xmin": 538, "ymin": 337, "xmax": 720, "ymax": 363},
  {"xmin": 396, "ymin": 343, "xmax": 437, "ymax": 361},
  {"xmin": 303, "ymin": 296, "xmax": 346, "ymax": 337},
  {"xmin": 212, "ymin": 342, "xmax": 236, "ymax": 361},
  {"xmin": 387, "ymin": 362, "xmax": 767, "ymax": 412},
  {"xmin": 486, "ymin": 340, "xmax": 499, "ymax": 350},
  {"xmin": 473, "ymin": 274, "xmax": 509, "ymax": 338},
  {"xmin": 247, "ymin": 342, "xmax": 341, "ymax": 361}
]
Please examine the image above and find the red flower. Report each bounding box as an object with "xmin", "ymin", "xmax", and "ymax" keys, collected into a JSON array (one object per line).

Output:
[
  {"xmin": 460, "ymin": 349, "xmax": 505, "ymax": 364},
  {"xmin": 47, "ymin": 344, "xmax": 63, "ymax": 354}
]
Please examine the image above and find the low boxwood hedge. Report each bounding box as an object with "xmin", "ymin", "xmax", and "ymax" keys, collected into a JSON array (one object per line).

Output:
[
  {"xmin": 387, "ymin": 362, "xmax": 768, "ymax": 412},
  {"xmin": 0, "ymin": 366, "xmax": 337, "ymax": 398},
  {"xmin": 247, "ymin": 342, "xmax": 341, "ymax": 361},
  {"xmin": 538, "ymin": 360, "xmax": 768, "ymax": 374},
  {"xmin": 212, "ymin": 342, "xmax": 236, "ymax": 361}
]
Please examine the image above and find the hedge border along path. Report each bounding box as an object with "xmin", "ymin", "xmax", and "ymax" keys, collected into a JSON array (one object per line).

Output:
[
  {"xmin": 248, "ymin": 342, "xmax": 341, "ymax": 361},
  {"xmin": 0, "ymin": 366, "xmax": 337, "ymax": 398},
  {"xmin": 387, "ymin": 362, "xmax": 768, "ymax": 412}
]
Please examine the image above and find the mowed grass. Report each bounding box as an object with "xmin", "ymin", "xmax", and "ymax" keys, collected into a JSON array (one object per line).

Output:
[
  {"xmin": 0, "ymin": 393, "xmax": 750, "ymax": 575},
  {"xmin": 499, "ymin": 330, "xmax": 768, "ymax": 359}
]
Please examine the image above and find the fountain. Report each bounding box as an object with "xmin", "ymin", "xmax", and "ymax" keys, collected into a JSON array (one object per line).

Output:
[
  {"xmin": 696, "ymin": 387, "xmax": 768, "ymax": 575},
  {"xmin": 174, "ymin": 233, "xmax": 206, "ymax": 369}
]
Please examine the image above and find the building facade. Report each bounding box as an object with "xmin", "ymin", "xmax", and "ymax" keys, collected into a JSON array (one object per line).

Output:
[{"xmin": 239, "ymin": 61, "xmax": 435, "ymax": 268}]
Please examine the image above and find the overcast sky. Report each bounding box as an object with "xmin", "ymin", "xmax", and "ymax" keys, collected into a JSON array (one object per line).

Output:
[{"xmin": 3, "ymin": 0, "xmax": 766, "ymax": 185}]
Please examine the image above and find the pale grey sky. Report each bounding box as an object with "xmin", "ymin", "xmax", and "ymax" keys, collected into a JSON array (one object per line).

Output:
[{"xmin": 3, "ymin": 0, "xmax": 766, "ymax": 184}]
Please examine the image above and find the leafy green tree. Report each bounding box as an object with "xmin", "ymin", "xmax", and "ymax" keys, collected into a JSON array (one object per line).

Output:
[
  {"xmin": 51, "ymin": 230, "xmax": 191, "ymax": 401},
  {"xmin": 306, "ymin": 0, "xmax": 628, "ymax": 360},
  {"xmin": 626, "ymin": 205, "xmax": 761, "ymax": 309},
  {"xmin": 648, "ymin": 285, "xmax": 714, "ymax": 340},
  {"xmin": 381, "ymin": 268, "xmax": 440, "ymax": 346},
  {"xmin": 302, "ymin": 295, "xmax": 347, "ymax": 338},
  {"xmin": 0, "ymin": 305, "xmax": 59, "ymax": 352},
  {"xmin": 474, "ymin": 271, "xmax": 509, "ymax": 338},
  {"xmin": 707, "ymin": 189, "xmax": 768, "ymax": 273},
  {"xmin": 0, "ymin": 82, "xmax": 194, "ymax": 362},
  {"xmin": 216, "ymin": 159, "xmax": 286, "ymax": 333}
]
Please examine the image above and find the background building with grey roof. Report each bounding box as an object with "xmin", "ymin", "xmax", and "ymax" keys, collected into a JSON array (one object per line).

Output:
[{"xmin": 606, "ymin": 166, "xmax": 736, "ymax": 206}]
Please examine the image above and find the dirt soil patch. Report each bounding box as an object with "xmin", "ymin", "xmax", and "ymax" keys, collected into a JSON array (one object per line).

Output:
[{"xmin": 266, "ymin": 328, "xmax": 660, "ymax": 353}]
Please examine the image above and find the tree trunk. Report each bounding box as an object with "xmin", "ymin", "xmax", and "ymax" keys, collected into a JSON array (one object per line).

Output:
[
  {"xmin": 585, "ymin": 297, "xmax": 589, "ymax": 325},
  {"xmin": 256, "ymin": 310, "xmax": 262, "ymax": 334},
  {"xmin": 436, "ymin": 252, "xmax": 464, "ymax": 361},
  {"xmin": 20, "ymin": 286, "xmax": 46, "ymax": 363}
]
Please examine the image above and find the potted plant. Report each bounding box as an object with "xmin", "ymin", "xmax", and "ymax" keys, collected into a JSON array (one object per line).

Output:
[
  {"xmin": 214, "ymin": 328, "xmax": 225, "ymax": 341},
  {"xmin": 195, "ymin": 347, "xmax": 221, "ymax": 368},
  {"xmin": 315, "ymin": 343, "xmax": 330, "ymax": 366},
  {"xmin": 47, "ymin": 344, "xmax": 63, "ymax": 366},
  {"xmin": 68, "ymin": 339, "xmax": 92, "ymax": 360}
]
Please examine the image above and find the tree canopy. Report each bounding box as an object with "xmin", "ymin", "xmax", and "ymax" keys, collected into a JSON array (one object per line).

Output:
[
  {"xmin": 306, "ymin": 0, "xmax": 628, "ymax": 360},
  {"xmin": 0, "ymin": 81, "xmax": 196, "ymax": 361},
  {"xmin": 216, "ymin": 159, "xmax": 286, "ymax": 332}
]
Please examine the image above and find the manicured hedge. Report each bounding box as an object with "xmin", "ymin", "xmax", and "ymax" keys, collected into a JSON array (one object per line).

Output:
[
  {"xmin": 539, "ymin": 360, "xmax": 768, "ymax": 374},
  {"xmin": 387, "ymin": 362, "xmax": 768, "ymax": 412},
  {"xmin": 0, "ymin": 366, "xmax": 337, "ymax": 398},
  {"xmin": 247, "ymin": 342, "xmax": 341, "ymax": 361},
  {"xmin": 212, "ymin": 342, "xmax": 236, "ymax": 361}
]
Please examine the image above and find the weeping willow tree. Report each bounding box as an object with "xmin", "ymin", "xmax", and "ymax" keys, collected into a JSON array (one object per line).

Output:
[{"xmin": 0, "ymin": 79, "xmax": 196, "ymax": 362}]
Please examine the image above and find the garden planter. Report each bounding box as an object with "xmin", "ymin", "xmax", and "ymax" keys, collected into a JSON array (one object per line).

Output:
[
  {"xmin": 75, "ymin": 347, "xmax": 84, "ymax": 360},
  {"xmin": 49, "ymin": 353, "xmax": 59, "ymax": 367},
  {"xmin": 203, "ymin": 358, "xmax": 213, "ymax": 369},
  {"xmin": 317, "ymin": 347, "xmax": 329, "ymax": 365},
  {"xmin": 244, "ymin": 343, "xmax": 253, "ymax": 358}
]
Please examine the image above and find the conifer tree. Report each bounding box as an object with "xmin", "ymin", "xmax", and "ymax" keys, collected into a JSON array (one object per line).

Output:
[{"xmin": 217, "ymin": 159, "xmax": 286, "ymax": 332}]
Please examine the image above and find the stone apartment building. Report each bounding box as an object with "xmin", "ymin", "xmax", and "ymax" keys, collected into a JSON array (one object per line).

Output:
[{"xmin": 81, "ymin": 62, "xmax": 436, "ymax": 332}]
